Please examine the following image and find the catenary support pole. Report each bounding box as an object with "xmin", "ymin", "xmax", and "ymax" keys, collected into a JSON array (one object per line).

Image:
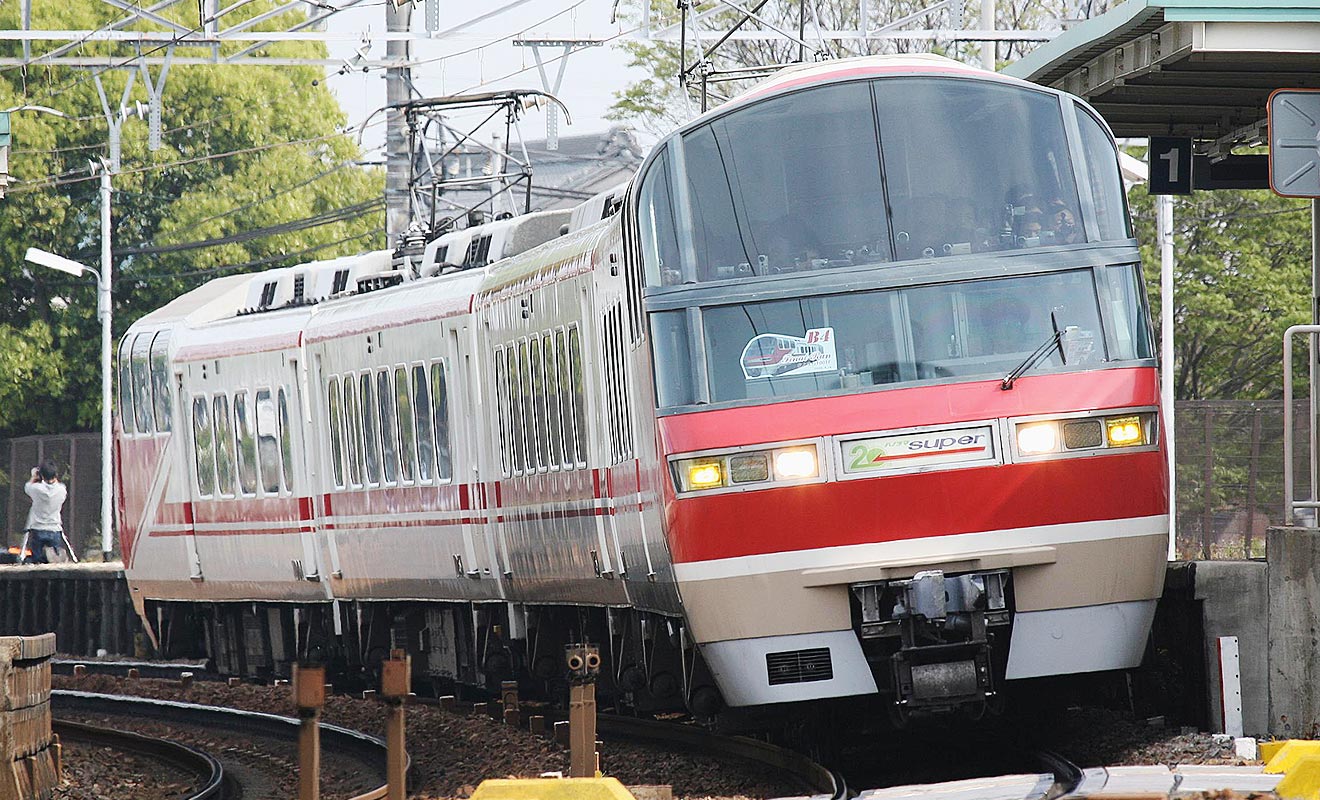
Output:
[
  {"xmin": 1312, "ymin": 199, "xmax": 1320, "ymax": 520},
  {"xmin": 980, "ymin": 0, "xmax": 994, "ymax": 71},
  {"xmin": 384, "ymin": 1, "xmax": 413, "ymax": 247},
  {"xmin": 99, "ymin": 164, "xmax": 113, "ymax": 560},
  {"xmin": 1159, "ymin": 193, "xmax": 1176, "ymax": 559}
]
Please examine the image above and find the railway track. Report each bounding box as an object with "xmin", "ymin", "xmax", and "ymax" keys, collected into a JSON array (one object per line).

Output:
[
  {"xmin": 53, "ymin": 690, "xmax": 391, "ymax": 800},
  {"xmin": 54, "ymin": 718, "xmax": 225, "ymax": 800}
]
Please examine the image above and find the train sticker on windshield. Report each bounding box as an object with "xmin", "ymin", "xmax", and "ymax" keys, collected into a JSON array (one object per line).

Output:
[{"xmin": 740, "ymin": 327, "xmax": 837, "ymax": 379}]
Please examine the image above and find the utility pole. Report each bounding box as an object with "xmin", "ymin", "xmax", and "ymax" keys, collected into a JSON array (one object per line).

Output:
[
  {"xmin": 385, "ymin": 1, "xmax": 413, "ymax": 247},
  {"xmin": 98, "ymin": 162, "xmax": 113, "ymax": 560},
  {"xmin": 980, "ymin": 0, "xmax": 995, "ymax": 70}
]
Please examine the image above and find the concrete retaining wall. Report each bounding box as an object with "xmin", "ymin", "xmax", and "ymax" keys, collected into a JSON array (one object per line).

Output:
[{"xmin": 0, "ymin": 633, "xmax": 58, "ymax": 800}]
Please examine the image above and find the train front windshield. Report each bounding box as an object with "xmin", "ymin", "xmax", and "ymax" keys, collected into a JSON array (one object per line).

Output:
[
  {"xmin": 637, "ymin": 77, "xmax": 1131, "ymax": 286},
  {"xmin": 651, "ymin": 266, "xmax": 1152, "ymax": 406},
  {"xmin": 639, "ymin": 73, "xmax": 1149, "ymax": 409}
]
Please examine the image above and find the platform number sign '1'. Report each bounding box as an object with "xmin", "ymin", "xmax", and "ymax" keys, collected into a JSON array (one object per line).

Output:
[{"xmin": 1149, "ymin": 136, "xmax": 1192, "ymax": 196}]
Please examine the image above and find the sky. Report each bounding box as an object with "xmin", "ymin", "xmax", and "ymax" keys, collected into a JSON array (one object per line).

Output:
[{"xmin": 321, "ymin": 0, "xmax": 652, "ymax": 158}]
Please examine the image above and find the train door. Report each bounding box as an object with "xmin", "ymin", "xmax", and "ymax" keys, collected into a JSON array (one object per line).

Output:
[
  {"xmin": 452, "ymin": 326, "xmax": 503, "ymax": 581},
  {"xmin": 287, "ymin": 356, "xmax": 323, "ymax": 583},
  {"xmin": 311, "ymin": 354, "xmax": 344, "ymax": 583}
]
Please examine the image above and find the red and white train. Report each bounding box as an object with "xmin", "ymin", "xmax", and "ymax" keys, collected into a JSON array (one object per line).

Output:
[{"xmin": 116, "ymin": 54, "xmax": 1168, "ymax": 716}]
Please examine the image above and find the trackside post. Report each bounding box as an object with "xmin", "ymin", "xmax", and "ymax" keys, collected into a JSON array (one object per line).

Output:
[{"xmin": 294, "ymin": 664, "xmax": 326, "ymax": 800}]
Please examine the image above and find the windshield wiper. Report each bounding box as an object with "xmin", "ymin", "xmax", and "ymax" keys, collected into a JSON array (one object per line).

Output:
[{"xmin": 1001, "ymin": 312, "xmax": 1068, "ymax": 391}]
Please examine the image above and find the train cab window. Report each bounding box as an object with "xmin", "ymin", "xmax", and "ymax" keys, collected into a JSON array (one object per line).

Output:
[
  {"xmin": 637, "ymin": 147, "xmax": 682, "ymax": 288},
  {"xmin": 118, "ymin": 336, "xmax": 135, "ymax": 435},
  {"xmin": 568, "ymin": 326, "xmax": 588, "ymax": 466},
  {"xmin": 277, "ymin": 388, "xmax": 295, "ymax": 492},
  {"xmin": 1103, "ymin": 264, "xmax": 1154, "ymax": 361},
  {"xmin": 544, "ymin": 334, "xmax": 563, "ymax": 468},
  {"xmin": 430, "ymin": 361, "xmax": 453, "ymax": 481},
  {"xmin": 233, "ymin": 391, "xmax": 259, "ymax": 496},
  {"xmin": 394, "ymin": 367, "xmax": 417, "ymax": 484},
  {"xmin": 343, "ymin": 378, "xmax": 364, "ymax": 487},
  {"xmin": 327, "ymin": 380, "xmax": 346, "ymax": 488},
  {"xmin": 1074, "ymin": 107, "xmax": 1131, "ymax": 242},
  {"xmin": 376, "ymin": 370, "xmax": 400, "ymax": 484},
  {"xmin": 213, "ymin": 395, "xmax": 237, "ymax": 497},
  {"xmin": 360, "ymin": 374, "xmax": 382, "ymax": 484},
  {"xmin": 492, "ymin": 352, "xmax": 509, "ymax": 476},
  {"xmin": 413, "ymin": 365, "xmax": 436, "ymax": 482},
  {"xmin": 529, "ymin": 337, "xmax": 548, "ymax": 471},
  {"xmin": 506, "ymin": 347, "xmax": 523, "ymax": 475},
  {"xmin": 554, "ymin": 330, "xmax": 573, "ymax": 469},
  {"xmin": 191, "ymin": 397, "xmax": 216, "ymax": 497},
  {"xmin": 874, "ymin": 79, "xmax": 1081, "ymax": 258},
  {"xmin": 131, "ymin": 334, "xmax": 154, "ymax": 434},
  {"xmin": 149, "ymin": 332, "xmax": 172, "ymax": 432}
]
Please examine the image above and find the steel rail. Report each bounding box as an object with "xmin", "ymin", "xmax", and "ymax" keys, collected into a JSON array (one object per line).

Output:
[
  {"xmin": 1034, "ymin": 749, "xmax": 1083, "ymax": 799},
  {"xmin": 52, "ymin": 690, "xmax": 397, "ymax": 800},
  {"xmin": 598, "ymin": 713, "xmax": 848, "ymax": 799},
  {"xmin": 54, "ymin": 718, "xmax": 226, "ymax": 800}
]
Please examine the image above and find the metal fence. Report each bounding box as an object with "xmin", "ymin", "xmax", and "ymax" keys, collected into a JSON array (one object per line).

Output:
[
  {"xmin": 1173, "ymin": 400, "xmax": 1306, "ymax": 561},
  {"xmin": 0, "ymin": 433, "xmax": 105, "ymax": 560},
  {"xmin": 0, "ymin": 404, "xmax": 1305, "ymax": 563}
]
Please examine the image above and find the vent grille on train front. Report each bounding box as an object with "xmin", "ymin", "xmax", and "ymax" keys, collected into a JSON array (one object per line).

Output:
[{"xmin": 765, "ymin": 647, "xmax": 833, "ymax": 685}]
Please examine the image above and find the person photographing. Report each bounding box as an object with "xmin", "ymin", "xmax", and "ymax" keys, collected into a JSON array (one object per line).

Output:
[{"xmin": 23, "ymin": 461, "xmax": 68, "ymax": 564}]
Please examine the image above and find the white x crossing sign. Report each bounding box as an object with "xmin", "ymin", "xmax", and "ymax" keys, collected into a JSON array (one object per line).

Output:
[{"xmin": 1269, "ymin": 89, "xmax": 1320, "ymax": 198}]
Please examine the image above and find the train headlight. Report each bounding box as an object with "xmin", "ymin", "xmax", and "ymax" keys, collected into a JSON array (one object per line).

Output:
[
  {"xmin": 1016, "ymin": 422, "xmax": 1059, "ymax": 455},
  {"xmin": 1105, "ymin": 415, "xmax": 1145, "ymax": 446},
  {"xmin": 774, "ymin": 448, "xmax": 818, "ymax": 480},
  {"xmin": 686, "ymin": 461, "xmax": 725, "ymax": 490}
]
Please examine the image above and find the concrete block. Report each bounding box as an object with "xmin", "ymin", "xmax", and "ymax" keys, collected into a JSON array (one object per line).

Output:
[
  {"xmin": 1236, "ymin": 737, "xmax": 1259, "ymax": 760},
  {"xmin": 1267, "ymin": 528, "xmax": 1320, "ymax": 738},
  {"xmin": 1195, "ymin": 560, "xmax": 1269, "ymax": 736}
]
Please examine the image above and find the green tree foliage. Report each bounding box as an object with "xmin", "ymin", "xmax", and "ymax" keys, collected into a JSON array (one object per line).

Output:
[
  {"xmin": 608, "ymin": 0, "xmax": 1121, "ymax": 133},
  {"xmin": 1130, "ymin": 186, "xmax": 1312, "ymax": 401},
  {"xmin": 0, "ymin": 1, "xmax": 384, "ymax": 437}
]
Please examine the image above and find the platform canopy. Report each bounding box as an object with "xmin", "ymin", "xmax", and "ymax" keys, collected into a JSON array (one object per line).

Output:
[{"xmin": 1004, "ymin": 0, "xmax": 1320, "ymax": 156}]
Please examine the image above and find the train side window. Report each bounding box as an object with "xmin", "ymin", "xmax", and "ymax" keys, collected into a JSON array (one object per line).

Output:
[
  {"xmin": 412, "ymin": 365, "xmax": 436, "ymax": 482},
  {"xmin": 394, "ymin": 367, "xmax": 417, "ymax": 484},
  {"xmin": 149, "ymin": 331, "xmax": 172, "ymax": 432},
  {"xmin": 518, "ymin": 340, "xmax": 535, "ymax": 473},
  {"xmin": 343, "ymin": 377, "xmax": 364, "ymax": 487},
  {"xmin": 506, "ymin": 347, "xmax": 523, "ymax": 476},
  {"xmin": 360, "ymin": 374, "xmax": 382, "ymax": 484},
  {"xmin": 255, "ymin": 389, "xmax": 282, "ymax": 495},
  {"xmin": 213, "ymin": 395, "xmax": 237, "ymax": 497},
  {"xmin": 131, "ymin": 334, "xmax": 154, "ymax": 434},
  {"xmin": 327, "ymin": 379, "xmax": 345, "ymax": 488},
  {"xmin": 191, "ymin": 396, "xmax": 216, "ymax": 497},
  {"xmin": 493, "ymin": 350, "xmax": 509, "ymax": 477},
  {"xmin": 602, "ymin": 312, "xmax": 618, "ymax": 463},
  {"xmin": 568, "ymin": 326, "xmax": 587, "ymax": 466},
  {"xmin": 277, "ymin": 388, "xmax": 295, "ymax": 492},
  {"xmin": 544, "ymin": 333, "xmax": 563, "ymax": 468},
  {"xmin": 555, "ymin": 330, "xmax": 572, "ymax": 469},
  {"xmin": 376, "ymin": 370, "xmax": 400, "ymax": 485},
  {"xmin": 529, "ymin": 336, "xmax": 548, "ymax": 471},
  {"xmin": 118, "ymin": 336, "xmax": 136, "ymax": 435},
  {"xmin": 234, "ymin": 391, "xmax": 259, "ymax": 496},
  {"xmin": 430, "ymin": 361, "xmax": 453, "ymax": 481}
]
